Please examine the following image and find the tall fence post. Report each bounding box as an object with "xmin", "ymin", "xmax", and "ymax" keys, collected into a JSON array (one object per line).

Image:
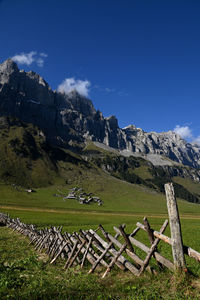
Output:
[{"xmin": 164, "ymin": 183, "xmax": 186, "ymax": 270}]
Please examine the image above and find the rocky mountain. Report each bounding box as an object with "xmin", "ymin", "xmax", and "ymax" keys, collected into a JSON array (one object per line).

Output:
[
  {"xmin": 1, "ymin": 58, "xmax": 200, "ymax": 170},
  {"xmin": 1, "ymin": 58, "xmax": 200, "ymax": 203},
  {"xmin": 119, "ymin": 126, "xmax": 200, "ymax": 169}
]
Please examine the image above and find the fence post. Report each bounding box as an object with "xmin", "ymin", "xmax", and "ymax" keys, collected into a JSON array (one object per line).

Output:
[{"xmin": 164, "ymin": 183, "xmax": 186, "ymax": 270}]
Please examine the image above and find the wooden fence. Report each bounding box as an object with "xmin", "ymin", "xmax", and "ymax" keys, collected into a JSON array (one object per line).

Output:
[{"xmin": 0, "ymin": 183, "xmax": 199, "ymax": 277}]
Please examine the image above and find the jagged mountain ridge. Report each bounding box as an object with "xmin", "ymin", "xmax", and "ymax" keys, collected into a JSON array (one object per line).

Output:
[{"xmin": 1, "ymin": 58, "xmax": 200, "ymax": 169}]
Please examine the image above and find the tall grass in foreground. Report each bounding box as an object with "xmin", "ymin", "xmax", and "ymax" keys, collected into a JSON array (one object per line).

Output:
[{"xmin": 0, "ymin": 227, "xmax": 200, "ymax": 299}]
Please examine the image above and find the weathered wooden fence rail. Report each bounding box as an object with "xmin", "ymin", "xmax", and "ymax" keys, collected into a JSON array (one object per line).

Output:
[
  {"xmin": 0, "ymin": 183, "xmax": 199, "ymax": 277},
  {"xmin": 0, "ymin": 214, "xmax": 199, "ymax": 277}
]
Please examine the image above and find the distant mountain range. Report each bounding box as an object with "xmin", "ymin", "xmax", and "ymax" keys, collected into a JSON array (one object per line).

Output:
[
  {"xmin": 0, "ymin": 58, "xmax": 200, "ymax": 204},
  {"xmin": 1, "ymin": 58, "xmax": 200, "ymax": 170}
]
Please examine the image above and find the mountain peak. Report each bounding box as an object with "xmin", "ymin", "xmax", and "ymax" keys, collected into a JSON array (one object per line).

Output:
[
  {"xmin": 0, "ymin": 58, "xmax": 18, "ymax": 73},
  {"xmin": 0, "ymin": 59, "xmax": 19, "ymax": 88}
]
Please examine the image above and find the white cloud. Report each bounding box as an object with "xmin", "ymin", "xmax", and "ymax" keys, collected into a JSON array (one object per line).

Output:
[
  {"xmin": 173, "ymin": 125, "xmax": 193, "ymax": 139},
  {"xmin": 57, "ymin": 77, "xmax": 91, "ymax": 97},
  {"xmin": 173, "ymin": 124, "xmax": 200, "ymax": 145},
  {"xmin": 36, "ymin": 58, "xmax": 44, "ymax": 67},
  {"xmin": 12, "ymin": 51, "xmax": 48, "ymax": 67},
  {"xmin": 40, "ymin": 52, "xmax": 48, "ymax": 58},
  {"xmin": 12, "ymin": 51, "xmax": 37, "ymax": 66}
]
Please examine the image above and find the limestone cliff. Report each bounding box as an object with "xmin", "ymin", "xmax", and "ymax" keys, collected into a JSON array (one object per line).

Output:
[{"xmin": 1, "ymin": 58, "xmax": 200, "ymax": 169}]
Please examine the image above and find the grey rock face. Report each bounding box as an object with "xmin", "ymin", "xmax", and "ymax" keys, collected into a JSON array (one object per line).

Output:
[
  {"xmin": 121, "ymin": 126, "xmax": 200, "ymax": 168},
  {"xmin": 0, "ymin": 59, "xmax": 98, "ymax": 146},
  {"xmin": 0, "ymin": 58, "xmax": 200, "ymax": 169},
  {"xmin": 0, "ymin": 59, "xmax": 19, "ymax": 87}
]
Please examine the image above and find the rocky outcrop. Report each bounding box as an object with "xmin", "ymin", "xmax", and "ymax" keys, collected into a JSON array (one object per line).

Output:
[
  {"xmin": 1, "ymin": 58, "xmax": 200, "ymax": 169},
  {"xmin": 0, "ymin": 59, "xmax": 97, "ymax": 147},
  {"xmin": 120, "ymin": 125, "xmax": 200, "ymax": 168}
]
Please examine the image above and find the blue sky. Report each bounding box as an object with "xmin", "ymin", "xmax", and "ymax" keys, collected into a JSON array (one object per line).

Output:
[{"xmin": 1, "ymin": 0, "xmax": 200, "ymax": 142}]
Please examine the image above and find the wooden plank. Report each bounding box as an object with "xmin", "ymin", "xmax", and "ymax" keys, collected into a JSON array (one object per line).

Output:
[
  {"xmin": 80, "ymin": 230, "xmax": 105, "ymax": 253},
  {"xmin": 49, "ymin": 238, "xmax": 63, "ymax": 258},
  {"xmin": 137, "ymin": 222, "xmax": 200, "ymax": 263},
  {"xmin": 185, "ymin": 247, "xmax": 200, "ymax": 262},
  {"xmin": 139, "ymin": 219, "xmax": 168, "ymax": 274},
  {"xmin": 136, "ymin": 222, "xmax": 171, "ymax": 244},
  {"xmin": 111, "ymin": 228, "xmax": 143, "ymax": 268},
  {"xmin": 70, "ymin": 233, "xmax": 82, "ymax": 264},
  {"xmin": 38, "ymin": 234, "xmax": 51, "ymax": 252},
  {"xmin": 34, "ymin": 236, "xmax": 44, "ymax": 250},
  {"xmin": 102, "ymin": 243, "xmax": 127, "ymax": 278},
  {"xmin": 143, "ymin": 217, "xmax": 165, "ymax": 270},
  {"xmin": 48, "ymin": 237, "xmax": 59, "ymax": 257},
  {"xmin": 153, "ymin": 231, "xmax": 172, "ymax": 244},
  {"xmin": 131, "ymin": 236, "xmax": 174, "ymax": 271},
  {"xmin": 153, "ymin": 233, "xmax": 200, "ymax": 263},
  {"xmin": 89, "ymin": 229, "xmax": 140, "ymax": 276},
  {"xmin": 143, "ymin": 217, "xmax": 154, "ymax": 244},
  {"xmin": 88, "ymin": 242, "xmax": 113, "ymax": 274},
  {"xmin": 165, "ymin": 183, "xmax": 186, "ymax": 269},
  {"xmin": 64, "ymin": 240, "xmax": 78, "ymax": 269},
  {"xmin": 130, "ymin": 226, "xmax": 140, "ymax": 238},
  {"xmin": 29, "ymin": 235, "xmax": 38, "ymax": 245},
  {"xmin": 80, "ymin": 231, "xmax": 122, "ymax": 269},
  {"xmin": 80, "ymin": 230, "xmax": 113, "ymax": 261},
  {"xmin": 68, "ymin": 235, "xmax": 98, "ymax": 267},
  {"xmin": 118, "ymin": 225, "xmax": 135, "ymax": 253},
  {"xmin": 50, "ymin": 242, "xmax": 69, "ymax": 264},
  {"xmin": 99, "ymin": 224, "xmax": 111, "ymax": 243},
  {"xmin": 114, "ymin": 226, "xmax": 174, "ymax": 271},
  {"xmin": 77, "ymin": 232, "xmax": 111, "ymax": 268},
  {"xmin": 46, "ymin": 236, "xmax": 57, "ymax": 255},
  {"xmin": 81, "ymin": 235, "xmax": 93, "ymax": 268},
  {"xmin": 114, "ymin": 224, "xmax": 126, "ymax": 239},
  {"xmin": 67, "ymin": 240, "xmax": 86, "ymax": 269}
]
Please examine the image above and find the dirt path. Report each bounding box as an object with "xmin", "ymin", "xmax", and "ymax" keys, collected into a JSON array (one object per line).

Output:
[{"xmin": 1, "ymin": 205, "xmax": 200, "ymax": 219}]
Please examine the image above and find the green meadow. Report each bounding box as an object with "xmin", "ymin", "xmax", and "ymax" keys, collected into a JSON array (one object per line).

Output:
[{"xmin": 0, "ymin": 175, "xmax": 200, "ymax": 299}]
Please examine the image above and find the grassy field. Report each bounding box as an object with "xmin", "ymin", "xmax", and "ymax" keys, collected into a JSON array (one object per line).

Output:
[
  {"xmin": 0, "ymin": 175, "xmax": 200, "ymax": 299},
  {"xmin": 1, "ymin": 172, "xmax": 200, "ymax": 215},
  {"xmin": 0, "ymin": 222, "xmax": 200, "ymax": 299}
]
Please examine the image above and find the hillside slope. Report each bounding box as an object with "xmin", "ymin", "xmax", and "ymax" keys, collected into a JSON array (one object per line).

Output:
[
  {"xmin": 0, "ymin": 116, "xmax": 90, "ymax": 187},
  {"xmin": 83, "ymin": 142, "xmax": 200, "ymax": 203},
  {"xmin": 0, "ymin": 117, "xmax": 199, "ymax": 205}
]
